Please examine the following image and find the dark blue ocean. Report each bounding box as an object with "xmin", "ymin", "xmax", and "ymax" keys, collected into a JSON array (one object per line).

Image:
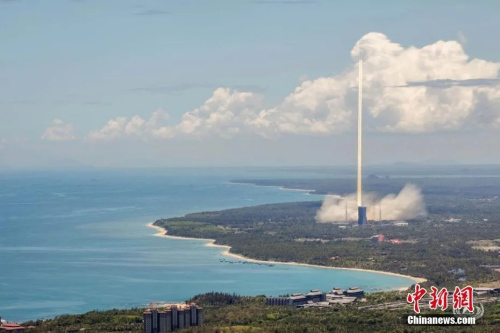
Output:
[{"xmin": 0, "ymin": 168, "xmax": 414, "ymax": 322}]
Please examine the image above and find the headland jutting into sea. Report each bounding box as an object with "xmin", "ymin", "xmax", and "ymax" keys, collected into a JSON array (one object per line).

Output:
[{"xmin": 147, "ymin": 222, "xmax": 426, "ymax": 287}]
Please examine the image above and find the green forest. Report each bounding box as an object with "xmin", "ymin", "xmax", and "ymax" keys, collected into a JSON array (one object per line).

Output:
[
  {"xmin": 24, "ymin": 292, "xmax": 500, "ymax": 332},
  {"xmin": 155, "ymin": 203, "xmax": 499, "ymax": 287},
  {"xmin": 155, "ymin": 177, "xmax": 500, "ymax": 288}
]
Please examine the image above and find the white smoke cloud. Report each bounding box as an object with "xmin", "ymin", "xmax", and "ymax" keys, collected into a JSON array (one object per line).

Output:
[
  {"xmin": 87, "ymin": 32, "xmax": 500, "ymax": 141},
  {"xmin": 316, "ymin": 184, "xmax": 426, "ymax": 223},
  {"xmin": 41, "ymin": 119, "xmax": 77, "ymax": 141}
]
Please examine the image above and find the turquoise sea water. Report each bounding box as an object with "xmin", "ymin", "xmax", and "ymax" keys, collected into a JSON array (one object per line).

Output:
[{"xmin": 0, "ymin": 168, "xmax": 415, "ymax": 322}]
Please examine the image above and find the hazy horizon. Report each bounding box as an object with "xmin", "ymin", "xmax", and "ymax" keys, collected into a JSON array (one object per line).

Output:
[{"xmin": 2, "ymin": 162, "xmax": 500, "ymax": 172}]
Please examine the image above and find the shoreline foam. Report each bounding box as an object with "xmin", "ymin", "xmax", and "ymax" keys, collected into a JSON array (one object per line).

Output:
[{"xmin": 147, "ymin": 223, "xmax": 427, "ymax": 285}]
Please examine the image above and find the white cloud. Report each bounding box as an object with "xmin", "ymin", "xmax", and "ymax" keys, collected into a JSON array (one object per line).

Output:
[
  {"xmin": 41, "ymin": 119, "xmax": 77, "ymax": 141},
  {"xmin": 87, "ymin": 117, "xmax": 128, "ymax": 141},
  {"xmin": 259, "ymin": 32, "xmax": 500, "ymax": 134},
  {"xmin": 87, "ymin": 90, "xmax": 263, "ymax": 141},
  {"xmin": 88, "ymin": 32, "xmax": 500, "ymax": 140},
  {"xmin": 124, "ymin": 116, "xmax": 145, "ymax": 135},
  {"xmin": 255, "ymin": 75, "xmax": 355, "ymax": 135},
  {"xmin": 170, "ymin": 87, "xmax": 262, "ymax": 138},
  {"xmin": 87, "ymin": 110, "xmax": 170, "ymax": 142},
  {"xmin": 351, "ymin": 32, "xmax": 500, "ymax": 132},
  {"xmin": 146, "ymin": 109, "xmax": 171, "ymax": 137}
]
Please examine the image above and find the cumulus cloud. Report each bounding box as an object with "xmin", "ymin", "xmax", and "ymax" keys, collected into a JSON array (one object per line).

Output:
[
  {"xmin": 124, "ymin": 116, "xmax": 145, "ymax": 135},
  {"xmin": 86, "ymin": 110, "xmax": 170, "ymax": 142},
  {"xmin": 87, "ymin": 117, "xmax": 128, "ymax": 141},
  {"xmin": 88, "ymin": 89, "xmax": 263, "ymax": 141},
  {"xmin": 255, "ymin": 74, "xmax": 355, "ymax": 135},
  {"xmin": 170, "ymin": 87, "xmax": 263, "ymax": 138},
  {"xmin": 351, "ymin": 33, "xmax": 500, "ymax": 132},
  {"xmin": 41, "ymin": 119, "xmax": 77, "ymax": 141},
  {"xmin": 316, "ymin": 184, "xmax": 427, "ymax": 223},
  {"xmin": 259, "ymin": 32, "xmax": 500, "ymax": 134},
  {"xmin": 88, "ymin": 32, "xmax": 500, "ymax": 140}
]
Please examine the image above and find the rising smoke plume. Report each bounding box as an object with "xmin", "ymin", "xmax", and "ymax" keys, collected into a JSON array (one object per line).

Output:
[{"xmin": 315, "ymin": 184, "xmax": 426, "ymax": 223}]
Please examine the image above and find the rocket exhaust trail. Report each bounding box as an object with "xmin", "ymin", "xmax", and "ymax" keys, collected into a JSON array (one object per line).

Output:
[
  {"xmin": 357, "ymin": 60, "xmax": 367, "ymax": 225},
  {"xmin": 316, "ymin": 65, "xmax": 427, "ymax": 225},
  {"xmin": 357, "ymin": 60, "xmax": 363, "ymax": 207}
]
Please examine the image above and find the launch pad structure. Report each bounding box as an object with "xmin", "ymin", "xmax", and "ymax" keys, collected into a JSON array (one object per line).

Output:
[{"xmin": 357, "ymin": 60, "xmax": 367, "ymax": 226}]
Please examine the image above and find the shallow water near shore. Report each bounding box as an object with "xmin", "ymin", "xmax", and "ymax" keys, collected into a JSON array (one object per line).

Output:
[{"xmin": 0, "ymin": 168, "xmax": 415, "ymax": 322}]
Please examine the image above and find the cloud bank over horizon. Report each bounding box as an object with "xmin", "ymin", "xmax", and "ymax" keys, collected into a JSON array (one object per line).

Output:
[
  {"xmin": 315, "ymin": 184, "xmax": 427, "ymax": 223},
  {"xmin": 46, "ymin": 32, "xmax": 500, "ymax": 142}
]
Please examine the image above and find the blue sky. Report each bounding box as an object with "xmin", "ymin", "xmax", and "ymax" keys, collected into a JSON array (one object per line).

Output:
[{"xmin": 1, "ymin": 0, "xmax": 500, "ymax": 168}]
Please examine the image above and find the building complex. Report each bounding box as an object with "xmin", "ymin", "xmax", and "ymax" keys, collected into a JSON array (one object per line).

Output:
[
  {"xmin": 266, "ymin": 287, "xmax": 365, "ymax": 308},
  {"xmin": 143, "ymin": 303, "xmax": 203, "ymax": 333}
]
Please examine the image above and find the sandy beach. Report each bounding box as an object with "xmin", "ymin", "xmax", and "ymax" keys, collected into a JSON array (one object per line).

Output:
[{"xmin": 147, "ymin": 223, "xmax": 427, "ymax": 285}]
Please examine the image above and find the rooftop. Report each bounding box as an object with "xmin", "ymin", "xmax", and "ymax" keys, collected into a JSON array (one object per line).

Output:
[
  {"xmin": 0, "ymin": 323, "xmax": 27, "ymax": 331},
  {"xmin": 144, "ymin": 303, "xmax": 200, "ymax": 313},
  {"xmin": 290, "ymin": 295, "xmax": 307, "ymax": 300}
]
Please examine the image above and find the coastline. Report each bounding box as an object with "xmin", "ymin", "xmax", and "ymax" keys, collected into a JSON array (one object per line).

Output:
[{"xmin": 147, "ymin": 223, "xmax": 427, "ymax": 285}]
